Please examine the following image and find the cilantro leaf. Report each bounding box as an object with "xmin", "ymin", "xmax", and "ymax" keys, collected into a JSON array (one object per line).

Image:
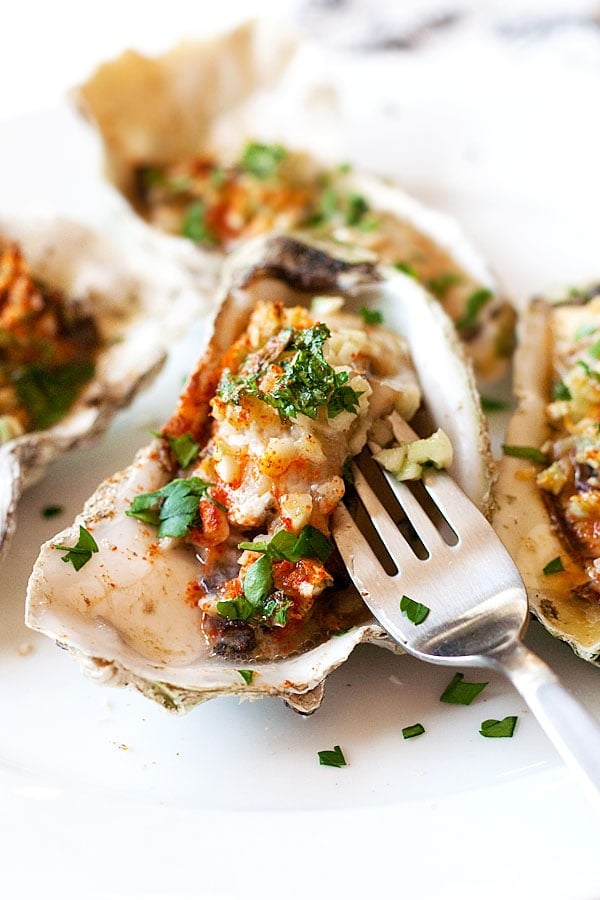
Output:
[
  {"xmin": 551, "ymin": 381, "xmax": 572, "ymax": 401},
  {"xmin": 237, "ymin": 669, "xmax": 254, "ymax": 685},
  {"xmin": 216, "ymin": 596, "xmax": 255, "ymax": 622},
  {"xmin": 318, "ymin": 745, "xmax": 347, "ymax": 768},
  {"xmin": 359, "ymin": 306, "xmax": 384, "ymax": 325},
  {"xmin": 440, "ymin": 672, "xmax": 488, "ymax": 705},
  {"xmin": 238, "ymin": 525, "xmax": 332, "ymax": 564},
  {"xmin": 479, "ymin": 716, "xmax": 518, "ymax": 738},
  {"xmin": 243, "ymin": 555, "xmax": 273, "ymax": 607},
  {"xmin": 54, "ymin": 525, "xmax": 99, "ymax": 571}
]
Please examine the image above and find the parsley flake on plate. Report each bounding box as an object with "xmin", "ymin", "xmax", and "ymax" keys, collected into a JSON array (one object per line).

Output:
[
  {"xmin": 479, "ymin": 716, "xmax": 518, "ymax": 738},
  {"xmin": 440, "ymin": 672, "xmax": 488, "ymax": 705},
  {"xmin": 53, "ymin": 525, "xmax": 99, "ymax": 571},
  {"xmin": 318, "ymin": 745, "xmax": 347, "ymax": 768}
]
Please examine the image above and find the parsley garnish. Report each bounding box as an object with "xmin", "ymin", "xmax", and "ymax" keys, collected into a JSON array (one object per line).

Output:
[
  {"xmin": 502, "ymin": 444, "xmax": 548, "ymax": 465},
  {"xmin": 237, "ymin": 670, "xmax": 254, "ymax": 685},
  {"xmin": 543, "ymin": 556, "xmax": 564, "ymax": 575},
  {"xmin": 126, "ymin": 477, "xmax": 224, "ymax": 538},
  {"xmin": 318, "ymin": 745, "xmax": 347, "ymax": 768},
  {"xmin": 402, "ymin": 723, "xmax": 425, "ymax": 739},
  {"xmin": 393, "ymin": 261, "xmax": 418, "ymax": 279},
  {"xmin": 240, "ymin": 142, "xmax": 286, "ymax": 179},
  {"xmin": 479, "ymin": 716, "xmax": 518, "ymax": 738},
  {"xmin": 217, "ymin": 526, "xmax": 332, "ymax": 627},
  {"xmin": 359, "ymin": 306, "xmax": 383, "ymax": 325},
  {"xmin": 440, "ymin": 672, "xmax": 488, "ymax": 705},
  {"xmin": 42, "ymin": 505, "xmax": 63, "ymax": 519},
  {"xmin": 181, "ymin": 201, "xmax": 216, "ymax": 245},
  {"xmin": 552, "ymin": 381, "xmax": 572, "ymax": 401},
  {"xmin": 480, "ymin": 395, "xmax": 509, "ymax": 412},
  {"xmin": 163, "ymin": 432, "xmax": 200, "ymax": 468},
  {"xmin": 345, "ymin": 193, "xmax": 370, "ymax": 226},
  {"xmin": 400, "ymin": 594, "xmax": 430, "ymax": 625},
  {"xmin": 15, "ymin": 361, "xmax": 95, "ymax": 430},
  {"xmin": 455, "ymin": 288, "xmax": 493, "ymax": 332},
  {"xmin": 306, "ymin": 185, "xmax": 371, "ymax": 228},
  {"xmin": 54, "ymin": 525, "xmax": 99, "ymax": 571},
  {"xmin": 427, "ymin": 272, "xmax": 462, "ymax": 298},
  {"xmin": 217, "ymin": 324, "xmax": 362, "ymax": 421}
]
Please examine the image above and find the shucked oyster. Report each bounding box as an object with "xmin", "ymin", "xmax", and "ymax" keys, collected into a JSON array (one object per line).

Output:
[
  {"xmin": 76, "ymin": 20, "xmax": 514, "ymax": 382},
  {"xmin": 0, "ymin": 215, "xmax": 214, "ymax": 562},
  {"xmin": 494, "ymin": 284, "xmax": 600, "ymax": 663},
  {"xmin": 27, "ymin": 235, "xmax": 493, "ymax": 713}
]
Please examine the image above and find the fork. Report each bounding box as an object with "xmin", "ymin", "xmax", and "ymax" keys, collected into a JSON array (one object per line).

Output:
[{"xmin": 332, "ymin": 416, "xmax": 600, "ymax": 802}]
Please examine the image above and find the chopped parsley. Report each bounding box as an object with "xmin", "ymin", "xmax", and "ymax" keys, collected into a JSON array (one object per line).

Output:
[
  {"xmin": 237, "ymin": 669, "xmax": 254, "ymax": 685},
  {"xmin": 359, "ymin": 305, "xmax": 383, "ymax": 325},
  {"xmin": 427, "ymin": 272, "xmax": 462, "ymax": 298},
  {"xmin": 42, "ymin": 505, "xmax": 64, "ymax": 519},
  {"xmin": 402, "ymin": 723, "xmax": 425, "ymax": 739},
  {"xmin": 15, "ymin": 361, "xmax": 95, "ymax": 431},
  {"xmin": 240, "ymin": 142, "xmax": 286, "ymax": 179},
  {"xmin": 53, "ymin": 525, "xmax": 99, "ymax": 571},
  {"xmin": 181, "ymin": 201, "xmax": 216, "ymax": 245},
  {"xmin": 502, "ymin": 444, "xmax": 548, "ymax": 465},
  {"xmin": 543, "ymin": 556, "xmax": 565, "ymax": 575},
  {"xmin": 393, "ymin": 261, "xmax": 418, "ymax": 279},
  {"xmin": 552, "ymin": 381, "xmax": 572, "ymax": 401},
  {"xmin": 163, "ymin": 432, "xmax": 200, "ymax": 468},
  {"xmin": 345, "ymin": 192, "xmax": 370, "ymax": 226},
  {"xmin": 126, "ymin": 477, "xmax": 224, "ymax": 538},
  {"xmin": 440, "ymin": 672, "xmax": 488, "ymax": 705},
  {"xmin": 400, "ymin": 594, "xmax": 430, "ymax": 625},
  {"xmin": 306, "ymin": 185, "xmax": 371, "ymax": 229},
  {"xmin": 480, "ymin": 395, "xmax": 509, "ymax": 413},
  {"xmin": 455, "ymin": 288, "xmax": 493, "ymax": 332},
  {"xmin": 217, "ymin": 526, "xmax": 332, "ymax": 627},
  {"xmin": 318, "ymin": 745, "xmax": 347, "ymax": 768},
  {"xmin": 479, "ymin": 716, "xmax": 518, "ymax": 738},
  {"xmin": 217, "ymin": 323, "xmax": 362, "ymax": 421}
]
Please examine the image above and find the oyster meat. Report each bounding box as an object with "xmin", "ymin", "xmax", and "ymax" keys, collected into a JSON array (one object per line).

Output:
[
  {"xmin": 76, "ymin": 20, "xmax": 514, "ymax": 382},
  {"xmin": 27, "ymin": 235, "xmax": 494, "ymax": 714},
  {"xmin": 0, "ymin": 215, "xmax": 216, "ymax": 562},
  {"xmin": 494, "ymin": 284, "xmax": 600, "ymax": 663}
]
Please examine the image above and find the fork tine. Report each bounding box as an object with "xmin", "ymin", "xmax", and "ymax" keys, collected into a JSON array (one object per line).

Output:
[{"xmin": 354, "ymin": 464, "xmax": 447, "ymax": 555}]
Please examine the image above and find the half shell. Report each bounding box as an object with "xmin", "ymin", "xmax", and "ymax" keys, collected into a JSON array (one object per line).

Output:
[
  {"xmin": 75, "ymin": 20, "xmax": 514, "ymax": 383},
  {"xmin": 0, "ymin": 215, "xmax": 216, "ymax": 562},
  {"xmin": 26, "ymin": 235, "xmax": 494, "ymax": 713},
  {"xmin": 494, "ymin": 284, "xmax": 600, "ymax": 663}
]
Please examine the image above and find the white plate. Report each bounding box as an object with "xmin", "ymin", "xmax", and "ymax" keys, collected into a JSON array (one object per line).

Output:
[{"xmin": 2, "ymin": 15, "xmax": 600, "ymax": 897}]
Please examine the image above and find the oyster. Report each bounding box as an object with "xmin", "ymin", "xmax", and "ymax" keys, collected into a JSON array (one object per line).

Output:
[
  {"xmin": 494, "ymin": 284, "xmax": 600, "ymax": 663},
  {"xmin": 27, "ymin": 235, "xmax": 493, "ymax": 713},
  {"xmin": 0, "ymin": 215, "xmax": 215, "ymax": 562},
  {"xmin": 76, "ymin": 20, "xmax": 514, "ymax": 382}
]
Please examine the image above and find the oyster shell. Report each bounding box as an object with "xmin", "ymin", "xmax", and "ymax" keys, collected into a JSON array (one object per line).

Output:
[
  {"xmin": 0, "ymin": 215, "xmax": 216, "ymax": 562},
  {"xmin": 494, "ymin": 284, "xmax": 600, "ymax": 663},
  {"xmin": 75, "ymin": 20, "xmax": 514, "ymax": 383},
  {"xmin": 26, "ymin": 235, "xmax": 494, "ymax": 713}
]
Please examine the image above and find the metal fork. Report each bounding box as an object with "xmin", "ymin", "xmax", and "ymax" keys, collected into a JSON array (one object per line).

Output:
[{"xmin": 333, "ymin": 417, "xmax": 600, "ymax": 801}]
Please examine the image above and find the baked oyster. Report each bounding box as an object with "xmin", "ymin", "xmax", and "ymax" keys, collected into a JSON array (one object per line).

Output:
[
  {"xmin": 494, "ymin": 284, "xmax": 600, "ymax": 663},
  {"xmin": 26, "ymin": 235, "xmax": 493, "ymax": 713},
  {"xmin": 0, "ymin": 215, "xmax": 214, "ymax": 562},
  {"xmin": 76, "ymin": 20, "xmax": 514, "ymax": 382}
]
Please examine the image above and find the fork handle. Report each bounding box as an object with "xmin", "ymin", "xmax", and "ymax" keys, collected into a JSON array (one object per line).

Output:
[{"xmin": 495, "ymin": 642, "xmax": 600, "ymax": 806}]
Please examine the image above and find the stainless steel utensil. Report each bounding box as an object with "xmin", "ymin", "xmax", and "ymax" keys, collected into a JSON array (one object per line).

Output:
[{"xmin": 333, "ymin": 415, "xmax": 600, "ymax": 801}]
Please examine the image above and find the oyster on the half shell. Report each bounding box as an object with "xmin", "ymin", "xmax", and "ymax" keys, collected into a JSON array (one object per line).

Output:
[
  {"xmin": 75, "ymin": 19, "xmax": 514, "ymax": 382},
  {"xmin": 27, "ymin": 235, "xmax": 494, "ymax": 714},
  {"xmin": 0, "ymin": 215, "xmax": 216, "ymax": 562},
  {"xmin": 494, "ymin": 284, "xmax": 600, "ymax": 664}
]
